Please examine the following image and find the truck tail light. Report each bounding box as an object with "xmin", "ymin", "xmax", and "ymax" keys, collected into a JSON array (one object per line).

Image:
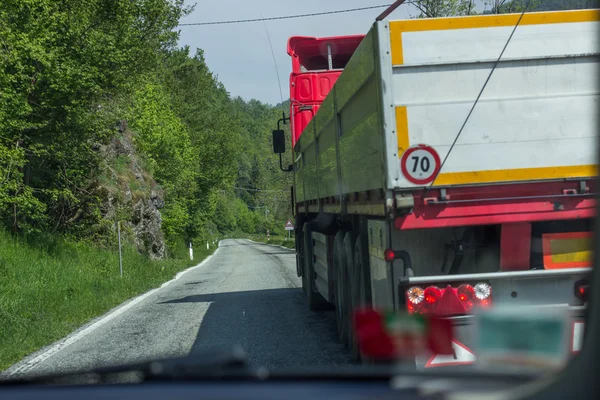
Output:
[
  {"xmin": 474, "ymin": 283, "xmax": 491, "ymax": 300},
  {"xmin": 405, "ymin": 283, "xmax": 492, "ymax": 316},
  {"xmin": 406, "ymin": 286, "xmax": 424, "ymax": 304},
  {"xmin": 457, "ymin": 284, "xmax": 474, "ymax": 302},
  {"xmin": 424, "ymin": 286, "xmax": 441, "ymax": 304}
]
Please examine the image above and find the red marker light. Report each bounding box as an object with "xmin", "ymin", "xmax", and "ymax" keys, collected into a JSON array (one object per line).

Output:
[
  {"xmin": 384, "ymin": 249, "xmax": 395, "ymax": 262},
  {"xmin": 574, "ymin": 280, "xmax": 589, "ymax": 301}
]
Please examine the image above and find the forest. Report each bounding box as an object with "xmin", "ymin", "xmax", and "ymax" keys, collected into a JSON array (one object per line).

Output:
[
  {"xmin": 0, "ymin": 0, "xmax": 293, "ymax": 260},
  {"xmin": 0, "ymin": 0, "xmax": 596, "ymax": 259}
]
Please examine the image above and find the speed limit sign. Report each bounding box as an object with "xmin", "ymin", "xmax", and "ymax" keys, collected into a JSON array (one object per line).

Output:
[{"xmin": 400, "ymin": 144, "xmax": 441, "ymax": 185}]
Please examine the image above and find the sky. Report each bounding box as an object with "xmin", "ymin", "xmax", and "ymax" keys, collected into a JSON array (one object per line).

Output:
[{"xmin": 177, "ymin": 1, "xmax": 419, "ymax": 105}]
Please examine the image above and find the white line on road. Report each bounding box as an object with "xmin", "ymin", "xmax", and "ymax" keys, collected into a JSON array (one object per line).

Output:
[{"xmin": 3, "ymin": 246, "xmax": 221, "ymax": 378}]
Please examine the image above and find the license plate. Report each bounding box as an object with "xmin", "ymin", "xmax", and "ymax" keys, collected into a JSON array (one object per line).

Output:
[{"xmin": 473, "ymin": 308, "xmax": 570, "ymax": 369}]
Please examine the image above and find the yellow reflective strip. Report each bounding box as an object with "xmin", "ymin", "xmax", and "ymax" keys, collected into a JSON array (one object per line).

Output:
[
  {"xmin": 550, "ymin": 237, "xmax": 592, "ymax": 264},
  {"xmin": 390, "ymin": 29, "xmax": 404, "ymax": 65},
  {"xmin": 391, "ymin": 9, "xmax": 599, "ymax": 33},
  {"xmin": 395, "ymin": 106, "xmax": 410, "ymax": 156},
  {"xmin": 389, "ymin": 9, "xmax": 600, "ymax": 66},
  {"xmin": 434, "ymin": 165, "xmax": 598, "ymax": 186}
]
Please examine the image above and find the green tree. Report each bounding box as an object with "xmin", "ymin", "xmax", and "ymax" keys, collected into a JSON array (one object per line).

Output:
[{"xmin": 411, "ymin": 0, "xmax": 473, "ymax": 17}]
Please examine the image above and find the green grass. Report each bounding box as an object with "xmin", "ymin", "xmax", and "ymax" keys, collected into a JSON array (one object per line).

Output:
[
  {"xmin": 244, "ymin": 233, "xmax": 295, "ymax": 249},
  {"xmin": 0, "ymin": 229, "xmax": 214, "ymax": 371}
]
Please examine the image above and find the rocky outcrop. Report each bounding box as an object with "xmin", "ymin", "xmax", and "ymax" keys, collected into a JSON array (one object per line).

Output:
[
  {"xmin": 95, "ymin": 123, "xmax": 166, "ymax": 259},
  {"xmin": 131, "ymin": 190, "xmax": 165, "ymax": 259}
]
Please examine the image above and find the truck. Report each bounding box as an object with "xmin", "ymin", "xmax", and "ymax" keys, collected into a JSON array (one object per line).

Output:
[{"xmin": 271, "ymin": 7, "xmax": 599, "ymax": 368}]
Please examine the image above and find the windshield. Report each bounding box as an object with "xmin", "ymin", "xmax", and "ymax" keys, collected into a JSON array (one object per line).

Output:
[{"xmin": 0, "ymin": 0, "xmax": 598, "ymax": 385}]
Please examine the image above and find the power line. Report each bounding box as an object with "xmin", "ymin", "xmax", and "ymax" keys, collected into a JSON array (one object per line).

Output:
[
  {"xmin": 260, "ymin": 11, "xmax": 285, "ymax": 106},
  {"xmin": 428, "ymin": 0, "xmax": 533, "ymax": 189},
  {"xmin": 178, "ymin": 4, "xmax": 395, "ymax": 26}
]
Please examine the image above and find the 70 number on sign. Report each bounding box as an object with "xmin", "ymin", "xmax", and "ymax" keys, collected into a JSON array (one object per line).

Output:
[{"xmin": 400, "ymin": 145, "xmax": 441, "ymax": 185}]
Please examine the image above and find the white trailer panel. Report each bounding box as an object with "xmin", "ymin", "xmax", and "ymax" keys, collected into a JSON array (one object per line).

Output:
[{"xmin": 382, "ymin": 10, "xmax": 600, "ymax": 189}]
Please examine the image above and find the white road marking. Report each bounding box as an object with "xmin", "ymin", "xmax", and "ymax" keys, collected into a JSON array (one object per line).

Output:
[{"xmin": 3, "ymin": 247, "xmax": 221, "ymax": 377}]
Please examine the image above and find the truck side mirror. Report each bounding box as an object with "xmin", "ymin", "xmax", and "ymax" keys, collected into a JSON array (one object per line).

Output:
[{"xmin": 272, "ymin": 129, "xmax": 285, "ymax": 154}]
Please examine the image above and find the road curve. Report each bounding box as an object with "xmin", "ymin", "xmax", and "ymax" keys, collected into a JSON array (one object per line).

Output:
[{"xmin": 6, "ymin": 239, "xmax": 351, "ymax": 378}]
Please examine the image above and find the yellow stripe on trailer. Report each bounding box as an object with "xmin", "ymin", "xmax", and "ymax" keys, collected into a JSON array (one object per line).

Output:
[
  {"xmin": 389, "ymin": 9, "xmax": 600, "ymax": 66},
  {"xmin": 395, "ymin": 106, "xmax": 410, "ymax": 156},
  {"xmin": 435, "ymin": 165, "xmax": 598, "ymax": 186}
]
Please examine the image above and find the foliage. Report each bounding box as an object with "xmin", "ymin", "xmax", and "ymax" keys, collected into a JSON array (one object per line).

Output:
[
  {"xmin": 0, "ymin": 0, "xmax": 188, "ymax": 234},
  {"xmin": 0, "ymin": 0, "xmax": 289, "ymax": 252},
  {"xmin": 0, "ymin": 228, "xmax": 213, "ymax": 370},
  {"xmin": 411, "ymin": 0, "xmax": 474, "ymax": 17},
  {"xmin": 409, "ymin": 0, "xmax": 596, "ymax": 17}
]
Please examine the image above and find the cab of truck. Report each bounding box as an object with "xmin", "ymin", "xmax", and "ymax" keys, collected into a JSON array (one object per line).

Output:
[{"xmin": 287, "ymin": 35, "xmax": 364, "ymax": 148}]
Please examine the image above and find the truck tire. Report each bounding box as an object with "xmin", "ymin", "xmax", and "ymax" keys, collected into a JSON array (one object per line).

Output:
[
  {"xmin": 333, "ymin": 231, "xmax": 348, "ymax": 346},
  {"xmin": 343, "ymin": 231, "xmax": 358, "ymax": 355},
  {"xmin": 303, "ymin": 223, "xmax": 328, "ymax": 310}
]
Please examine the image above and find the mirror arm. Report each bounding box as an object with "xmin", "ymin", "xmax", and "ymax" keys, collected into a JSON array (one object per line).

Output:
[
  {"xmin": 277, "ymin": 112, "xmax": 290, "ymax": 130},
  {"xmin": 279, "ymin": 153, "xmax": 293, "ymax": 172}
]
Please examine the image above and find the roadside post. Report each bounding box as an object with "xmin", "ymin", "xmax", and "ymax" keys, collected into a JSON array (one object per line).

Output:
[
  {"xmin": 117, "ymin": 221, "xmax": 123, "ymax": 277},
  {"xmin": 189, "ymin": 242, "xmax": 194, "ymax": 261}
]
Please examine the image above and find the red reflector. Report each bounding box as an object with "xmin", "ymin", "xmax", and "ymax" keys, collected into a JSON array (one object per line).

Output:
[
  {"xmin": 435, "ymin": 285, "xmax": 467, "ymax": 316},
  {"xmin": 384, "ymin": 249, "xmax": 395, "ymax": 262}
]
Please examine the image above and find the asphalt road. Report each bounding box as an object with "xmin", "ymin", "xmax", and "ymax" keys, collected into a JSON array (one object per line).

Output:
[{"xmin": 6, "ymin": 239, "xmax": 351, "ymax": 378}]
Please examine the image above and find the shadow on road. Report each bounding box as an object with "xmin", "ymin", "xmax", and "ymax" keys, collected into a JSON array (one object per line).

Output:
[
  {"xmin": 261, "ymin": 251, "xmax": 294, "ymax": 255},
  {"xmin": 161, "ymin": 288, "xmax": 352, "ymax": 369}
]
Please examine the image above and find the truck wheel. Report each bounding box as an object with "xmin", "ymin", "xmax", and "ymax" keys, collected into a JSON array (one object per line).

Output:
[
  {"xmin": 343, "ymin": 231, "xmax": 358, "ymax": 355},
  {"xmin": 333, "ymin": 231, "xmax": 348, "ymax": 346},
  {"xmin": 303, "ymin": 223, "xmax": 328, "ymax": 310}
]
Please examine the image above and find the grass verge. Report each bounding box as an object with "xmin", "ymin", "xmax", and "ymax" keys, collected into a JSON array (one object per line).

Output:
[
  {"xmin": 244, "ymin": 234, "xmax": 295, "ymax": 249},
  {"xmin": 0, "ymin": 230, "xmax": 216, "ymax": 371}
]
